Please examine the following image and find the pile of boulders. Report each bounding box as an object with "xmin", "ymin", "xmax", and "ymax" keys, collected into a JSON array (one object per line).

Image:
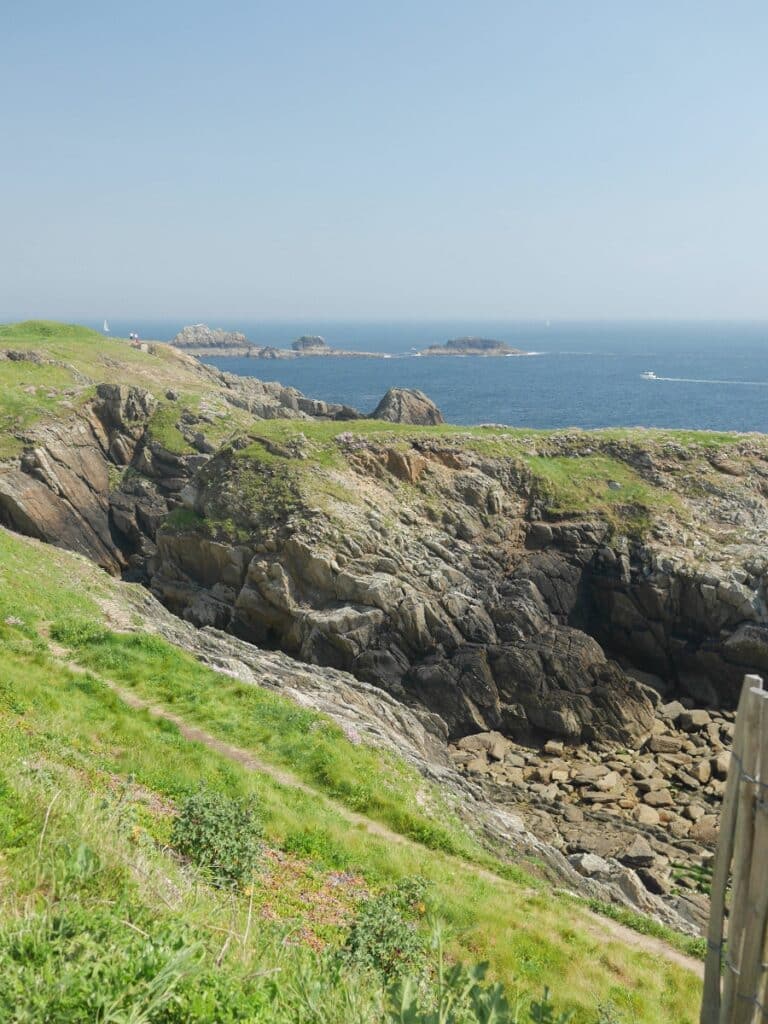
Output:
[{"xmin": 450, "ymin": 699, "xmax": 733, "ymax": 902}]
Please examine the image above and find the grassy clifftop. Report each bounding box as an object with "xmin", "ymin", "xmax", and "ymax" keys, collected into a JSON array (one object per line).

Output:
[
  {"xmin": 0, "ymin": 320, "xmax": 258, "ymax": 460},
  {"xmin": 169, "ymin": 412, "xmax": 766, "ymax": 548}
]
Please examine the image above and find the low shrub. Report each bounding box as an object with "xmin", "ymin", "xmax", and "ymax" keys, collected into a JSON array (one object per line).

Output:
[
  {"xmin": 171, "ymin": 788, "xmax": 263, "ymax": 888},
  {"xmin": 342, "ymin": 877, "xmax": 430, "ymax": 980}
]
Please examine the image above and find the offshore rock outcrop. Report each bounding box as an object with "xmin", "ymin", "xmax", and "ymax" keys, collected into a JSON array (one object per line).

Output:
[
  {"xmin": 371, "ymin": 387, "xmax": 445, "ymax": 426},
  {"xmin": 419, "ymin": 337, "xmax": 525, "ymax": 356},
  {"xmin": 172, "ymin": 324, "xmax": 251, "ymax": 349}
]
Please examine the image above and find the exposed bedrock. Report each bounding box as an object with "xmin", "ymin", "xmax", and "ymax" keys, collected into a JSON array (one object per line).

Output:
[
  {"xmin": 582, "ymin": 548, "xmax": 768, "ymax": 707},
  {"xmin": 0, "ymin": 384, "xmax": 158, "ymax": 573},
  {"xmin": 0, "ymin": 374, "xmax": 365, "ymax": 577},
  {"xmin": 148, "ymin": 433, "xmax": 768, "ymax": 750}
]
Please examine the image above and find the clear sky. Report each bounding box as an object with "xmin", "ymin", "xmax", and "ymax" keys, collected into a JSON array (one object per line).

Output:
[{"xmin": 3, "ymin": 1, "xmax": 767, "ymax": 320}]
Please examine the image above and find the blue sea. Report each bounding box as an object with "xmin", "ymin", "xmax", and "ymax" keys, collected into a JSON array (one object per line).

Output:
[{"xmin": 88, "ymin": 320, "xmax": 768, "ymax": 432}]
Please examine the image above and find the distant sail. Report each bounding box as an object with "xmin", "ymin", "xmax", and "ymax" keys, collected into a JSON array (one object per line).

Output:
[{"xmin": 103, "ymin": 320, "xmax": 110, "ymax": 333}]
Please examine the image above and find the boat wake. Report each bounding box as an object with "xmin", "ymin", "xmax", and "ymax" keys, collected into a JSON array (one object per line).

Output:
[{"xmin": 646, "ymin": 375, "xmax": 768, "ymax": 387}]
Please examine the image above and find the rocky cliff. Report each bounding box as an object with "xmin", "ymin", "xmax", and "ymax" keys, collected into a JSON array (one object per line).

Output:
[
  {"xmin": 3, "ymin": 321, "xmax": 768, "ymax": 934},
  {"xmin": 150, "ymin": 427, "xmax": 768, "ymax": 744},
  {"xmin": 139, "ymin": 424, "xmax": 768, "ymax": 926},
  {"xmin": 0, "ymin": 325, "xmax": 360, "ymax": 575}
]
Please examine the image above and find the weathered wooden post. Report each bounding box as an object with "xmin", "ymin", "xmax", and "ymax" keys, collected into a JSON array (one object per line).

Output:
[{"xmin": 700, "ymin": 674, "xmax": 766, "ymax": 1024}]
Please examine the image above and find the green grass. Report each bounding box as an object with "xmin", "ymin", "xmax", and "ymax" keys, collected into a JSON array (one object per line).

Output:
[
  {"xmin": 0, "ymin": 360, "xmax": 93, "ymax": 458},
  {"xmin": 0, "ymin": 320, "xmax": 181, "ymax": 380},
  {"xmin": 146, "ymin": 400, "xmax": 196, "ymax": 454},
  {"xmin": 523, "ymin": 454, "xmax": 678, "ymax": 535},
  {"xmin": 0, "ymin": 633, "xmax": 701, "ymax": 1023},
  {"xmin": 50, "ymin": 618, "xmax": 480, "ymax": 858},
  {"xmin": 0, "ymin": 525, "xmax": 703, "ymax": 1022},
  {"xmin": 583, "ymin": 899, "xmax": 707, "ymax": 960},
  {"xmin": 192, "ymin": 417, "xmax": 750, "ymax": 543}
]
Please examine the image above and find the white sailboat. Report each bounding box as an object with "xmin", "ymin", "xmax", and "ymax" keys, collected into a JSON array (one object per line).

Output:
[{"xmin": 103, "ymin": 319, "xmax": 110, "ymax": 334}]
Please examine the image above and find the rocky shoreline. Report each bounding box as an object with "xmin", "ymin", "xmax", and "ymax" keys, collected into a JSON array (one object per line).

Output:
[
  {"xmin": 451, "ymin": 696, "xmax": 732, "ymax": 917},
  {"xmin": 4, "ymin": 332, "xmax": 768, "ymax": 935}
]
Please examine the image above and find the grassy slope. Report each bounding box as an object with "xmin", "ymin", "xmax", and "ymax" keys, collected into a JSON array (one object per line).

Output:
[
  {"xmin": 0, "ymin": 526, "xmax": 702, "ymax": 1022},
  {"xmin": 0, "ymin": 320, "xmax": 728, "ymax": 1019},
  {"xmin": 0, "ymin": 321, "xmax": 253, "ymax": 460}
]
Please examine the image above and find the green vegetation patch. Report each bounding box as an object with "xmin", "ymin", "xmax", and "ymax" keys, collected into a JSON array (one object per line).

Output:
[
  {"xmin": 171, "ymin": 787, "xmax": 264, "ymax": 888},
  {"xmin": 0, "ymin": 360, "xmax": 91, "ymax": 458},
  {"xmin": 49, "ymin": 619, "xmax": 478, "ymax": 859},
  {"xmin": 524, "ymin": 454, "xmax": 676, "ymax": 536},
  {"xmin": 146, "ymin": 399, "xmax": 196, "ymax": 454}
]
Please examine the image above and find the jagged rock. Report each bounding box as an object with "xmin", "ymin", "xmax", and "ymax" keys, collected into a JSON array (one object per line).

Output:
[
  {"xmin": 292, "ymin": 335, "xmax": 328, "ymax": 352},
  {"xmin": 690, "ymin": 815, "xmax": 719, "ymax": 844},
  {"xmin": 659, "ymin": 700, "xmax": 686, "ymax": 723},
  {"xmin": 637, "ymin": 867, "xmax": 670, "ymax": 895},
  {"xmin": 679, "ymin": 709, "xmax": 712, "ymax": 731},
  {"xmin": 684, "ymin": 802, "xmax": 707, "ymax": 822},
  {"xmin": 371, "ymin": 387, "xmax": 444, "ymax": 425},
  {"xmin": 543, "ymin": 740, "xmax": 564, "ymax": 756},
  {"xmin": 696, "ymin": 760, "xmax": 712, "ymax": 784},
  {"xmin": 648, "ymin": 735, "xmax": 683, "ymax": 754},
  {"xmin": 562, "ymin": 804, "xmax": 584, "ymax": 823},
  {"xmin": 569, "ymin": 853, "xmax": 612, "ymax": 879},
  {"xmin": 172, "ymin": 324, "xmax": 250, "ymax": 349},
  {"xmin": 712, "ymin": 751, "xmax": 731, "ymax": 778},
  {"xmin": 620, "ymin": 835, "xmax": 655, "ymax": 868},
  {"xmin": 634, "ymin": 805, "xmax": 661, "ymax": 826}
]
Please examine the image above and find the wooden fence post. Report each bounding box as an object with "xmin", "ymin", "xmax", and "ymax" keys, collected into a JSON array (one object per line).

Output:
[
  {"xmin": 732, "ymin": 686, "xmax": 768, "ymax": 1024},
  {"xmin": 701, "ymin": 674, "xmax": 764, "ymax": 1024}
]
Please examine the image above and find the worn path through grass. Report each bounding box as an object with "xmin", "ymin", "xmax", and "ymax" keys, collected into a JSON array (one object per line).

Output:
[{"xmin": 51, "ymin": 644, "xmax": 704, "ymax": 981}]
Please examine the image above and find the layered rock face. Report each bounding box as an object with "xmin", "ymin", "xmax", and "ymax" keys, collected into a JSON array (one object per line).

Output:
[
  {"xmin": 0, "ymin": 384, "xmax": 158, "ymax": 573},
  {"xmin": 149, "ymin": 436, "xmax": 652, "ymax": 747},
  {"xmin": 149, "ymin": 432, "xmax": 768, "ymax": 753},
  {"xmin": 0, "ymin": 365, "xmax": 359, "ymax": 575}
]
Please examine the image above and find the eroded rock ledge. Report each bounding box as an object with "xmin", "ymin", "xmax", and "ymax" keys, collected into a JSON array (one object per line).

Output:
[{"xmin": 148, "ymin": 429, "xmax": 768, "ymax": 755}]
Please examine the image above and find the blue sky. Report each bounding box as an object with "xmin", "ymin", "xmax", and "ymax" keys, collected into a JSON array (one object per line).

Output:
[{"xmin": 2, "ymin": 1, "xmax": 767, "ymax": 320}]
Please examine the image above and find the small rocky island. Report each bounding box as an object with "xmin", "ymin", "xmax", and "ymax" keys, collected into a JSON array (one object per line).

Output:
[
  {"xmin": 419, "ymin": 336, "xmax": 525, "ymax": 356},
  {"xmin": 171, "ymin": 324, "xmax": 252, "ymax": 355},
  {"xmin": 171, "ymin": 325, "xmax": 386, "ymax": 359}
]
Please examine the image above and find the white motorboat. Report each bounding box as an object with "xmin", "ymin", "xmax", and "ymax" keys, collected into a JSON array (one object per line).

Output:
[{"xmin": 640, "ymin": 370, "xmax": 658, "ymax": 380}]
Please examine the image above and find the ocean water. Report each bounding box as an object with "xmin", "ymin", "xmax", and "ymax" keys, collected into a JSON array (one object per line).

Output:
[{"xmin": 89, "ymin": 320, "xmax": 768, "ymax": 431}]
